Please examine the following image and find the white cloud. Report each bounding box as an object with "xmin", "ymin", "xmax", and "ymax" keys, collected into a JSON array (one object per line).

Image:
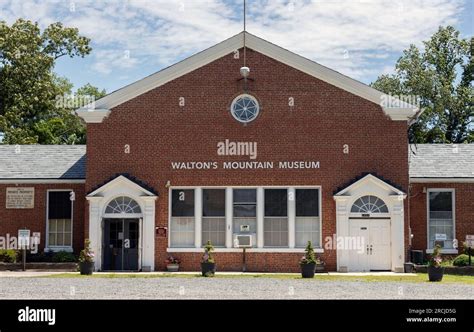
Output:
[{"xmin": 0, "ymin": 0, "xmax": 466, "ymax": 83}]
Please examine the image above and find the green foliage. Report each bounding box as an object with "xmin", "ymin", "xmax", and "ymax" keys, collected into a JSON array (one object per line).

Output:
[
  {"xmin": 0, "ymin": 19, "xmax": 105, "ymax": 144},
  {"xmin": 78, "ymin": 239, "xmax": 95, "ymax": 263},
  {"xmin": 76, "ymin": 83, "xmax": 106, "ymax": 100},
  {"xmin": 371, "ymin": 26, "xmax": 473, "ymax": 143},
  {"xmin": 202, "ymin": 240, "xmax": 215, "ymax": 263},
  {"xmin": 52, "ymin": 251, "xmax": 76, "ymax": 262},
  {"xmin": 0, "ymin": 249, "xmax": 18, "ymax": 263},
  {"xmin": 428, "ymin": 244, "xmax": 443, "ymax": 267},
  {"xmin": 453, "ymin": 254, "xmax": 471, "ymax": 267},
  {"xmin": 300, "ymin": 241, "xmax": 316, "ymax": 265}
]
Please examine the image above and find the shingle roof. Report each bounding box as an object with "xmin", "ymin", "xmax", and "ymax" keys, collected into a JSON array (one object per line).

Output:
[
  {"xmin": 0, "ymin": 145, "xmax": 86, "ymax": 179},
  {"xmin": 409, "ymin": 144, "xmax": 474, "ymax": 178}
]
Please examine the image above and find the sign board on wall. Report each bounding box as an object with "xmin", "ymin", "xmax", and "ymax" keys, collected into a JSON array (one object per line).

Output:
[
  {"xmin": 466, "ymin": 235, "xmax": 474, "ymax": 248},
  {"xmin": 6, "ymin": 187, "xmax": 34, "ymax": 209},
  {"xmin": 18, "ymin": 229, "xmax": 30, "ymax": 249},
  {"xmin": 435, "ymin": 233, "xmax": 447, "ymax": 241}
]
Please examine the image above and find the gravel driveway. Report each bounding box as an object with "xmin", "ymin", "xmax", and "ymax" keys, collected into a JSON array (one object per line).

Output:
[{"xmin": 0, "ymin": 277, "xmax": 472, "ymax": 299}]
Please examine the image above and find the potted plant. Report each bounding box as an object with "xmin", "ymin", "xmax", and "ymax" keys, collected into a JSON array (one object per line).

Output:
[
  {"xmin": 201, "ymin": 240, "xmax": 216, "ymax": 277},
  {"xmin": 427, "ymin": 244, "xmax": 444, "ymax": 282},
  {"xmin": 78, "ymin": 239, "xmax": 95, "ymax": 275},
  {"xmin": 165, "ymin": 255, "xmax": 181, "ymax": 272},
  {"xmin": 315, "ymin": 256, "xmax": 325, "ymax": 273},
  {"xmin": 300, "ymin": 241, "xmax": 317, "ymax": 278}
]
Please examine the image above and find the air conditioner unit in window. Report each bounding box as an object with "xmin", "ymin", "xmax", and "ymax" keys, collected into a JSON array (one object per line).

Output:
[{"xmin": 234, "ymin": 234, "xmax": 253, "ymax": 248}]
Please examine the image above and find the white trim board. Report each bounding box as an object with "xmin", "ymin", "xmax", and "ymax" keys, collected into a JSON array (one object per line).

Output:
[
  {"xmin": 77, "ymin": 32, "xmax": 419, "ymax": 123},
  {"xmin": 0, "ymin": 179, "xmax": 85, "ymax": 184},
  {"xmin": 410, "ymin": 178, "xmax": 474, "ymax": 183}
]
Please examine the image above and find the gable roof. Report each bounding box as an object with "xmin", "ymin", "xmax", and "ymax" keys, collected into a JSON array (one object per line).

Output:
[
  {"xmin": 409, "ymin": 144, "xmax": 474, "ymax": 180},
  {"xmin": 0, "ymin": 145, "xmax": 86, "ymax": 181},
  {"xmin": 87, "ymin": 174, "xmax": 158, "ymax": 197},
  {"xmin": 77, "ymin": 31, "xmax": 419, "ymax": 123},
  {"xmin": 334, "ymin": 173, "xmax": 406, "ymax": 197}
]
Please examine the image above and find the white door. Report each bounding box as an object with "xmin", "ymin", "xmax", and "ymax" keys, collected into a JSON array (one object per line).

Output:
[
  {"xmin": 348, "ymin": 219, "xmax": 391, "ymax": 271},
  {"xmin": 369, "ymin": 219, "xmax": 391, "ymax": 270},
  {"xmin": 349, "ymin": 220, "xmax": 369, "ymax": 271}
]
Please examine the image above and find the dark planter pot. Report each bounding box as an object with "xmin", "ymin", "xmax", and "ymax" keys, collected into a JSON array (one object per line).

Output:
[
  {"xmin": 201, "ymin": 262, "xmax": 216, "ymax": 277},
  {"xmin": 315, "ymin": 264, "xmax": 325, "ymax": 273},
  {"xmin": 428, "ymin": 266, "xmax": 444, "ymax": 282},
  {"xmin": 79, "ymin": 261, "xmax": 94, "ymax": 275},
  {"xmin": 301, "ymin": 263, "xmax": 316, "ymax": 278},
  {"xmin": 404, "ymin": 262, "xmax": 415, "ymax": 273}
]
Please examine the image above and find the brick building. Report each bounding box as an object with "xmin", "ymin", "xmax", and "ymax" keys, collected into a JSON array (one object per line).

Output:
[{"xmin": 0, "ymin": 32, "xmax": 472, "ymax": 272}]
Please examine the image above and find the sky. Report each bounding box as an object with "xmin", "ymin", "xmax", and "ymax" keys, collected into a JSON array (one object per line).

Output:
[{"xmin": 0, "ymin": 0, "xmax": 472, "ymax": 94}]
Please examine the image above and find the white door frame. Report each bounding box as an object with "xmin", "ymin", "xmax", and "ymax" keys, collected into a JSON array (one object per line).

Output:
[
  {"xmin": 86, "ymin": 175, "xmax": 157, "ymax": 272},
  {"xmin": 334, "ymin": 174, "xmax": 406, "ymax": 272}
]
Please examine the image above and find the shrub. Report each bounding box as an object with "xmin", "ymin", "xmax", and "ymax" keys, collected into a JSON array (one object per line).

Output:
[
  {"xmin": 300, "ymin": 241, "xmax": 316, "ymax": 265},
  {"xmin": 0, "ymin": 249, "xmax": 18, "ymax": 263},
  {"xmin": 202, "ymin": 240, "xmax": 215, "ymax": 263},
  {"xmin": 453, "ymin": 254, "xmax": 471, "ymax": 267},
  {"xmin": 78, "ymin": 239, "xmax": 95, "ymax": 263},
  {"xmin": 428, "ymin": 244, "xmax": 442, "ymax": 267},
  {"xmin": 52, "ymin": 251, "xmax": 76, "ymax": 262}
]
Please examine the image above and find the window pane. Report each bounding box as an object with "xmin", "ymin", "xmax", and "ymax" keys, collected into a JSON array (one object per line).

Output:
[
  {"xmin": 48, "ymin": 232, "xmax": 56, "ymax": 246},
  {"xmin": 234, "ymin": 204, "xmax": 256, "ymax": 217},
  {"xmin": 233, "ymin": 189, "xmax": 256, "ymax": 203},
  {"xmin": 203, "ymin": 189, "xmax": 225, "ymax": 217},
  {"xmin": 57, "ymin": 220, "xmax": 64, "ymax": 233},
  {"xmin": 48, "ymin": 191, "xmax": 71, "ymax": 219},
  {"xmin": 63, "ymin": 233, "xmax": 72, "ymax": 246},
  {"xmin": 202, "ymin": 217, "xmax": 225, "ymax": 247},
  {"xmin": 429, "ymin": 192, "xmax": 453, "ymax": 212},
  {"xmin": 170, "ymin": 217, "xmax": 195, "ymax": 247},
  {"xmin": 296, "ymin": 189, "xmax": 319, "ymax": 217},
  {"xmin": 171, "ymin": 190, "xmax": 195, "ymax": 217},
  {"xmin": 264, "ymin": 189, "xmax": 287, "ymax": 217},
  {"xmin": 64, "ymin": 219, "xmax": 72, "ymax": 232},
  {"xmin": 264, "ymin": 217, "xmax": 288, "ymax": 247},
  {"xmin": 295, "ymin": 217, "xmax": 320, "ymax": 247}
]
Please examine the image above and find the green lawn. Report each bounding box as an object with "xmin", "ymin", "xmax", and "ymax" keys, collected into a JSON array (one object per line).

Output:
[{"xmin": 44, "ymin": 273, "xmax": 474, "ymax": 284}]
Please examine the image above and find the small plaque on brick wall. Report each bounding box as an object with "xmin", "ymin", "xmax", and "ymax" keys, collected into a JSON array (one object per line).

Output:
[
  {"xmin": 156, "ymin": 226, "xmax": 167, "ymax": 237},
  {"xmin": 6, "ymin": 187, "xmax": 34, "ymax": 209}
]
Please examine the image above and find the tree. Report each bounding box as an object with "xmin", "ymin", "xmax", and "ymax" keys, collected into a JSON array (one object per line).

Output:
[
  {"xmin": 372, "ymin": 26, "xmax": 473, "ymax": 143},
  {"xmin": 0, "ymin": 19, "xmax": 95, "ymax": 144}
]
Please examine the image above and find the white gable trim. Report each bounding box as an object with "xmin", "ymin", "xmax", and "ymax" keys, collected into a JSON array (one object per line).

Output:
[
  {"xmin": 334, "ymin": 174, "xmax": 406, "ymax": 198},
  {"xmin": 87, "ymin": 175, "xmax": 157, "ymax": 198},
  {"xmin": 77, "ymin": 32, "xmax": 418, "ymax": 123}
]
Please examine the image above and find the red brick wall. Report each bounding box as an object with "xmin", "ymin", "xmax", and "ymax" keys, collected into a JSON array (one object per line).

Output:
[
  {"xmin": 409, "ymin": 183, "xmax": 474, "ymax": 253},
  {"xmin": 85, "ymin": 48, "xmax": 410, "ymax": 271},
  {"xmin": 0, "ymin": 183, "xmax": 85, "ymax": 254}
]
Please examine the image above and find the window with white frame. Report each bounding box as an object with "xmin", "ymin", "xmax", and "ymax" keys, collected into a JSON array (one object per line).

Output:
[
  {"xmin": 295, "ymin": 189, "xmax": 321, "ymax": 248},
  {"xmin": 428, "ymin": 190, "xmax": 455, "ymax": 249},
  {"xmin": 233, "ymin": 189, "xmax": 257, "ymax": 245},
  {"xmin": 170, "ymin": 189, "xmax": 195, "ymax": 247},
  {"xmin": 264, "ymin": 189, "xmax": 288, "ymax": 247},
  {"xmin": 202, "ymin": 189, "xmax": 226, "ymax": 247},
  {"xmin": 47, "ymin": 191, "xmax": 73, "ymax": 248}
]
